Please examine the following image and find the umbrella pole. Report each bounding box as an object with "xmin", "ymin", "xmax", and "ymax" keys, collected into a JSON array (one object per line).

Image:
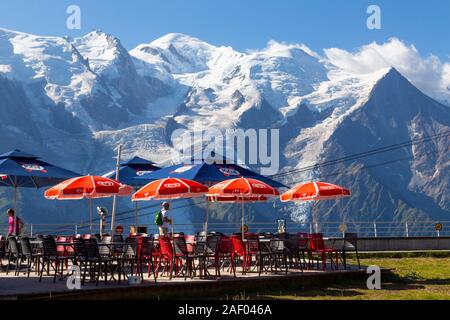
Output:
[
  {"xmin": 313, "ymin": 201, "xmax": 318, "ymax": 233},
  {"xmin": 241, "ymin": 202, "xmax": 245, "ymax": 241},
  {"xmin": 13, "ymin": 185, "xmax": 17, "ymax": 236},
  {"xmin": 135, "ymin": 201, "xmax": 138, "ymax": 227},
  {"xmin": 89, "ymin": 199, "xmax": 93, "ymax": 234},
  {"xmin": 111, "ymin": 144, "xmax": 122, "ymax": 235},
  {"xmin": 170, "ymin": 199, "xmax": 174, "ymax": 238},
  {"xmin": 204, "ymin": 200, "xmax": 209, "ymax": 234}
]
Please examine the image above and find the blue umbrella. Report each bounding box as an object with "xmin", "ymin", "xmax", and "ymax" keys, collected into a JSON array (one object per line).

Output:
[
  {"xmin": 137, "ymin": 162, "xmax": 286, "ymax": 188},
  {"xmin": 0, "ymin": 149, "xmax": 80, "ymax": 235},
  {"xmin": 103, "ymin": 156, "xmax": 161, "ymax": 226},
  {"xmin": 137, "ymin": 155, "xmax": 286, "ymax": 233},
  {"xmin": 103, "ymin": 156, "xmax": 160, "ymax": 187}
]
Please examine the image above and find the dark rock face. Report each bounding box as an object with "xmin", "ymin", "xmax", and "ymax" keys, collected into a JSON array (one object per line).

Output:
[
  {"xmin": 237, "ymin": 98, "xmax": 284, "ymax": 130},
  {"xmin": 315, "ymin": 69, "xmax": 450, "ymax": 223}
]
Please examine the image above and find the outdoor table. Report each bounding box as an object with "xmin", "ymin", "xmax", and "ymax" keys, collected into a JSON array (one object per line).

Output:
[{"xmin": 324, "ymin": 238, "xmax": 345, "ymax": 250}]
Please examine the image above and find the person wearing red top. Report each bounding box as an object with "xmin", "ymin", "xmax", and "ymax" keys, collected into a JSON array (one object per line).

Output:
[{"xmin": 7, "ymin": 209, "xmax": 23, "ymax": 236}]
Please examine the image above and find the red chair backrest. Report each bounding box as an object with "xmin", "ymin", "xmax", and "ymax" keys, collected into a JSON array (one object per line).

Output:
[
  {"xmin": 309, "ymin": 233, "xmax": 325, "ymax": 251},
  {"xmin": 296, "ymin": 232, "xmax": 310, "ymax": 247},
  {"xmin": 246, "ymin": 237, "xmax": 260, "ymax": 252},
  {"xmin": 184, "ymin": 235, "xmax": 196, "ymax": 254},
  {"xmin": 218, "ymin": 236, "xmax": 232, "ymax": 254},
  {"xmin": 66, "ymin": 236, "xmax": 75, "ymax": 254},
  {"xmin": 56, "ymin": 236, "xmax": 66, "ymax": 254},
  {"xmin": 159, "ymin": 236, "xmax": 173, "ymax": 258},
  {"xmin": 139, "ymin": 236, "xmax": 153, "ymax": 257},
  {"xmin": 231, "ymin": 236, "xmax": 245, "ymax": 254}
]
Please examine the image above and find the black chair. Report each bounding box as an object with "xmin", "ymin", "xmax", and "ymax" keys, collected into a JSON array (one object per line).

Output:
[
  {"xmin": 6, "ymin": 237, "xmax": 21, "ymax": 276},
  {"xmin": 19, "ymin": 237, "xmax": 41, "ymax": 277},
  {"xmin": 72, "ymin": 237, "xmax": 90, "ymax": 284},
  {"xmin": 268, "ymin": 239, "xmax": 289, "ymax": 275},
  {"xmin": 39, "ymin": 236, "xmax": 70, "ymax": 283},
  {"xmin": 0, "ymin": 237, "xmax": 6, "ymax": 270},
  {"xmin": 193, "ymin": 234, "xmax": 219, "ymax": 278},
  {"xmin": 245, "ymin": 236, "xmax": 266, "ymax": 276},
  {"xmin": 118, "ymin": 237, "xmax": 143, "ymax": 283},
  {"xmin": 85, "ymin": 238, "xmax": 117, "ymax": 285},
  {"xmin": 112, "ymin": 234, "xmax": 124, "ymax": 256},
  {"xmin": 99, "ymin": 236, "xmax": 112, "ymax": 257},
  {"xmin": 172, "ymin": 236, "xmax": 196, "ymax": 280},
  {"xmin": 73, "ymin": 237, "xmax": 105, "ymax": 285},
  {"xmin": 342, "ymin": 233, "xmax": 361, "ymax": 269}
]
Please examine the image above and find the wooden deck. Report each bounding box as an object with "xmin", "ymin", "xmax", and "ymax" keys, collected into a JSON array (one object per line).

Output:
[{"xmin": 0, "ymin": 263, "xmax": 366, "ymax": 300}]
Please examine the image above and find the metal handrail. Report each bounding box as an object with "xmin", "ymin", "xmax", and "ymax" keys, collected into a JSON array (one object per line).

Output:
[{"xmin": 0, "ymin": 220, "xmax": 447, "ymax": 238}]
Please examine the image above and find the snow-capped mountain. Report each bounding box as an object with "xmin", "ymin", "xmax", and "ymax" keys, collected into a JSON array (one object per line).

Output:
[{"xmin": 0, "ymin": 28, "xmax": 449, "ymax": 230}]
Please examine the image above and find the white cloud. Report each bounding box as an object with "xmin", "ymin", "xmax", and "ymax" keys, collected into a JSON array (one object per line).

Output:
[{"xmin": 324, "ymin": 38, "xmax": 450, "ymax": 105}]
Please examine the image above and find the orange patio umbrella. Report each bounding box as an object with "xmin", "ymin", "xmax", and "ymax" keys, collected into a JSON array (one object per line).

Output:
[
  {"xmin": 45, "ymin": 175, "xmax": 133, "ymax": 233},
  {"xmin": 280, "ymin": 181, "xmax": 351, "ymax": 232},
  {"xmin": 132, "ymin": 178, "xmax": 209, "ymax": 235},
  {"xmin": 207, "ymin": 177, "xmax": 280, "ymax": 239}
]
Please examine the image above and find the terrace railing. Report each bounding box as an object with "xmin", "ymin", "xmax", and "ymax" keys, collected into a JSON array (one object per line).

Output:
[{"xmin": 0, "ymin": 221, "xmax": 448, "ymax": 238}]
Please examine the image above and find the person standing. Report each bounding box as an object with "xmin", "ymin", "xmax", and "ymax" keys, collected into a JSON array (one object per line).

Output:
[
  {"xmin": 156, "ymin": 202, "xmax": 172, "ymax": 236},
  {"xmin": 7, "ymin": 209, "xmax": 23, "ymax": 236}
]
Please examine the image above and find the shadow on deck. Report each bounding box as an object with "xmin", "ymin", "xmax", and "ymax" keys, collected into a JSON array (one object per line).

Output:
[{"xmin": 0, "ymin": 264, "xmax": 370, "ymax": 300}]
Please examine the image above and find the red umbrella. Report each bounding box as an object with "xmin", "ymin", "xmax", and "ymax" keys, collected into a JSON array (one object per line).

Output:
[
  {"xmin": 45, "ymin": 175, "xmax": 133, "ymax": 233},
  {"xmin": 45, "ymin": 175, "xmax": 133, "ymax": 200},
  {"xmin": 132, "ymin": 178, "xmax": 209, "ymax": 235},
  {"xmin": 280, "ymin": 181, "xmax": 350, "ymax": 202},
  {"xmin": 208, "ymin": 177, "xmax": 279, "ymax": 239},
  {"xmin": 280, "ymin": 181, "xmax": 351, "ymax": 231},
  {"xmin": 208, "ymin": 177, "xmax": 280, "ymax": 197},
  {"xmin": 132, "ymin": 178, "xmax": 208, "ymax": 201}
]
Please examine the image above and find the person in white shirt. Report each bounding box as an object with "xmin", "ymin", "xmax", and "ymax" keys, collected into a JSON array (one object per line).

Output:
[{"xmin": 159, "ymin": 202, "xmax": 172, "ymax": 236}]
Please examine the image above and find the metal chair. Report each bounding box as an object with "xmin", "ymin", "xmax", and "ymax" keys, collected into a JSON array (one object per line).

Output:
[
  {"xmin": 6, "ymin": 237, "xmax": 21, "ymax": 276},
  {"xmin": 118, "ymin": 237, "xmax": 143, "ymax": 282},
  {"xmin": 342, "ymin": 233, "xmax": 361, "ymax": 269},
  {"xmin": 39, "ymin": 236, "xmax": 70, "ymax": 283},
  {"xmin": 19, "ymin": 237, "xmax": 41, "ymax": 277},
  {"xmin": 139, "ymin": 236, "xmax": 157, "ymax": 282},
  {"xmin": 173, "ymin": 235, "xmax": 196, "ymax": 280},
  {"xmin": 268, "ymin": 239, "xmax": 289, "ymax": 275}
]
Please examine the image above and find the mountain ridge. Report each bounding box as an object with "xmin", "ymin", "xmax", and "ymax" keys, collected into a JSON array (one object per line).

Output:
[{"xmin": 0, "ymin": 28, "xmax": 448, "ymax": 229}]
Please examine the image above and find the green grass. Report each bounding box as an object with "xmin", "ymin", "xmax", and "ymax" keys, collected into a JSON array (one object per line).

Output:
[{"xmin": 229, "ymin": 257, "xmax": 450, "ymax": 300}]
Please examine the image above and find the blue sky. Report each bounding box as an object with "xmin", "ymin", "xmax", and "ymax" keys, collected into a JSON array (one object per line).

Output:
[{"xmin": 0, "ymin": 0, "xmax": 449, "ymax": 58}]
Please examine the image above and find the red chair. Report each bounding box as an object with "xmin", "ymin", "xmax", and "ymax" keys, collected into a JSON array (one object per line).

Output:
[
  {"xmin": 139, "ymin": 236, "xmax": 157, "ymax": 282},
  {"xmin": 216, "ymin": 236, "xmax": 235, "ymax": 277},
  {"xmin": 309, "ymin": 233, "xmax": 339, "ymax": 271},
  {"xmin": 295, "ymin": 232, "xmax": 310, "ymax": 269},
  {"xmin": 158, "ymin": 236, "xmax": 175, "ymax": 279},
  {"xmin": 231, "ymin": 235, "xmax": 248, "ymax": 275}
]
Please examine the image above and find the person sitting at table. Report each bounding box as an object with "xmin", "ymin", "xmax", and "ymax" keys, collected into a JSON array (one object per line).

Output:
[{"xmin": 7, "ymin": 209, "xmax": 23, "ymax": 236}]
